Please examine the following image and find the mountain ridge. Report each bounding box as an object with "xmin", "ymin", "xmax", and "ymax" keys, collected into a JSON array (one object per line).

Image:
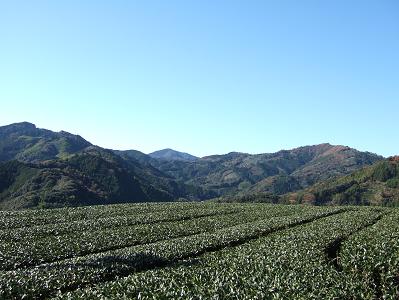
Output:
[
  {"xmin": 0, "ymin": 123, "xmax": 215, "ymax": 209},
  {"xmin": 149, "ymin": 148, "xmax": 198, "ymax": 161},
  {"xmin": 0, "ymin": 122, "xmax": 92, "ymax": 162},
  {"xmin": 0, "ymin": 122, "xmax": 387, "ymax": 209},
  {"xmin": 153, "ymin": 142, "xmax": 383, "ymax": 196}
]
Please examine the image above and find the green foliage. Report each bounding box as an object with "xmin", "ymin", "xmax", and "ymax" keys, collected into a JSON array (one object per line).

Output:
[
  {"xmin": 372, "ymin": 161, "xmax": 397, "ymax": 182},
  {"xmin": 0, "ymin": 149, "xmax": 219, "ymax": 209},
  {"xmin": 0, "ymin": 154, "xmax": 169, "ymax": 209},
  {"xmin": 67, "ymin": 208, "xmax": 383, "ymax": 300},
  {"xmin": 283, "ymin": 159, "xmax": 399, "ymax": 206},
  {"xmin": 148, "ymin": 148, "xmax": 198, "ymax": 161},
  {"xmin": 0, "ymin": 123, "xmax": 386, "ymax": 207},
  {"xmin": 340, "ymin": 211, "xmax": 399, "ymax": 298},
  {"xmin": 214, "ymin": 192, "xmax": 280, "ymax": 203},
  {"xmin": 0, "ymin": 203, "xmax": 346, "ymax": 298},
  {"xmin": 0, "ymin": 122, "xmax": 91, "ymax": 163},
  {"xmin": 1, "ymin": 203, "xmax": 398, "ymax": 299},
  {"xmin": 386, "ymin": 178, "xmax": 399, "ymax": 188},
  {"xmin": 150, "ymin": 143, "xmax": 382, "ymax": 197},
  {"xmin": 271, "ymin": 175, "xmax": 301, "ymax": 194}
]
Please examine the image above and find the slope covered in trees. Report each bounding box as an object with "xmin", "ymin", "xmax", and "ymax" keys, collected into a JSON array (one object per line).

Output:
[
  {"xmin": 153, "ymin": 144, "xmax": 382, "ymax": 196},
  {"xmin": 282, "ymin": 156, "xmax": 399, "ymax": 206},
  {"xmin": 0, "ymin": 122, "xmax": 91, "ymax": 162},
  {"xmin": 0, "ymin": 122, "xmax": 387, "ymax": 209},
  {"xmin": 0, "ymin": 123, "xmax": 214, "ymax": 209}
]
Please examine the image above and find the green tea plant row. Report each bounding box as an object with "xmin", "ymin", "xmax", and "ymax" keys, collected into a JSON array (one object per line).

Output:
[
  {"xmin": 57, "ymin": 208, "xmax": 384, "ymax": 299},
  {"xmin": 0, "ymin": 204, "xmax": 300, "ymax": 270},
  {"xmin": 0, "ymin": 206, "xmax": 342, "ymax": 299},
  {"xmin": 339, "ymin": 210, "xmax": 399, "ymax": 299},
  {"xmin": 0, "ymin": 205, "xmax": 242, "ymax": 242},
  {"xmin": 0, "ymin": 202, "xmax": 181, "ymax": 229},
  {"xmin": 0, "ymin": 202, "xmax": 249, "ymax": 230}
]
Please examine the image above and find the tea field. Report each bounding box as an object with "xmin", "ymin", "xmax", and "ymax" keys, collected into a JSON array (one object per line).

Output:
[{"xmin": 0, "ymin": 202, "xmax": 398, "ymax": 299}]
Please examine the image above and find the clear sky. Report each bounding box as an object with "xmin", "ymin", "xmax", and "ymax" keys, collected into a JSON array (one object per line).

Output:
[{"xmin": 0, "ymin": 1, "xmax": 398, "ymax": 157}]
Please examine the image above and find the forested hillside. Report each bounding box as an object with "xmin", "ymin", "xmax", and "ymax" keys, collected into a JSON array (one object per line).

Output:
[
  {"xmin": 0, "ymin": 122, "xmax": 387, "ymax": 209},
  {"xmin": 282, "ymin": 156, "xmax": 399, "ymax": 206}
]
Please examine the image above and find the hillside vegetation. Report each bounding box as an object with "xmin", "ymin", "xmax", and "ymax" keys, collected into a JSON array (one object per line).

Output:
[
  {"xmin": 282, "ymin": 156, "xmax": 399, "ymax": 206},
  {"xmin": 149, "ymin": 148, "xmax": 198, "ymax": 161},
  {"xmin": 0, "ymin": 154, "xmax": 164, "ymax": 210},
  {"xmin": 153, "ymin": 144, "xmax": 382, "ymax": 196},
  {"xmin": 0, "ymin": 123, "xmax": 215, "ymax": 209},
  {"xmin": 0, "ymin": 122, "xmax": 91, "ymax": 162},
  {"xmin": 0, "ymin": 122, "xmax": 389, "ymax": 209}
]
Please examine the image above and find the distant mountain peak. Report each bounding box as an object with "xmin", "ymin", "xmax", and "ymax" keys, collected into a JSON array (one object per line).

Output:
[
  {"xmin": 0, "ymin": 122, "xmax": 92, "ymax": 163},
  {"xmin": 149, "ymin": 148, "xmax": 198, "ymax": 161},
  {"xmin": 1, "ymin": 121, "xmax": 36, "ymax": 130},
  {"xmin": 14, "ymin": 121, "xmax": 36, "ymax": 128}
]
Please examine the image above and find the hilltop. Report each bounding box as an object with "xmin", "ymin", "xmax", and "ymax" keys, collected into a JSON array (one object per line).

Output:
[
  {"xmin": 0, "ymin": 122, "xmax": 91, "ymax": 162},
  {"xmin": 149, "ymin": 148, "xmax": 198, "ymax": 161}
]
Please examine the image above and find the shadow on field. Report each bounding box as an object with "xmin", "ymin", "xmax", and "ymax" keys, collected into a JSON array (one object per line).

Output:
[
  {"xmin": 76, "ymin": 252, "xmax": 199, "ymax": 269},
  {"xmin": 52, "ymin": 251, "xmax": 200, "ymax": 281},
  {"xmin": 35, "ymin": 252, "xmax": 200, "ymax": 297}
]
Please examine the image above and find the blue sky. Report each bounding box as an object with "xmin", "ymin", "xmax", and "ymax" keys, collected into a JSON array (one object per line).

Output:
[{"xmin": 0, "ymin": 1, "xmax": 398, "ymax": 157}]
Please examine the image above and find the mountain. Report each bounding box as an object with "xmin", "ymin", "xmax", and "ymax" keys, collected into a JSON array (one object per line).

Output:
[
  {"xmin": 0, "ymin": 123, "xmax": 214, "ymax": 209},
  {"xmin": 149, "ymin": 148, "xmax": 198, "ymax": 161},
  {"xmin": 152, "ymin": 144, "xmax": 383, "ymax": 196},
  {"xmin": 113, "ymin": 149, "xmax": 157, "ymax": 165},
  {"xmin": 0, "ymin": 155, "xmax": 158, "ymax": 210},
  {"xmin": 0, "ymin": 122, "xmax": 386, "ymax": 209},
  {"xmin": 0, "ymin": 147, "xmax": 215, "ymax": 210},
  {"xmin": 281, "ymin": 156, "xmax": 399, "ymax": 206},
  {"xmin": 0, "ymin": 122, "xmax": 91, "ymax": 162}
]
